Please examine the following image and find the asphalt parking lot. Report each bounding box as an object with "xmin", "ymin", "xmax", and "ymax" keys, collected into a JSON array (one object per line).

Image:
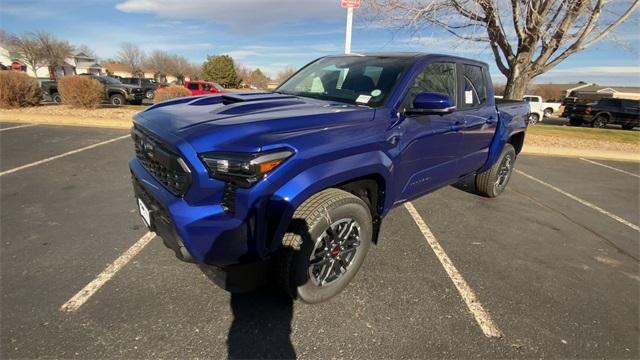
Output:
[{"xmin": 1, "ymin": 122, "xmax": 638, "ymax": 359}]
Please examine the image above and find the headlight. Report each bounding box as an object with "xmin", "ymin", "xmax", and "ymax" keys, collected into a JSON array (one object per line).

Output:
[{"xmin": 200, "ymin": 149, "xmax": 293, "ymax": 187}]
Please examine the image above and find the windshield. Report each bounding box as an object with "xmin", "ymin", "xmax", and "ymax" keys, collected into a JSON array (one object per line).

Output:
[{"xmin": 276, "ymin": 56, "xmax": 412, "ymax": 107}]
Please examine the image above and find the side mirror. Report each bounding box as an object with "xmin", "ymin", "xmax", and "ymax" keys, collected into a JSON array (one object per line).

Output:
[{"xmin": 407, "ymin": 92, "xmax": 456, "ymax": 115}]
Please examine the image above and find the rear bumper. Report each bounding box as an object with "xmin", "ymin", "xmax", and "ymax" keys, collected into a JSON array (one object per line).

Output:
[{"xmin": 129, "ymin": 159, "xmax": 259, "ymax": 266}]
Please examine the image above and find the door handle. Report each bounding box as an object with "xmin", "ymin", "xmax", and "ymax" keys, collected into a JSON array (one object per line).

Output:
[{"xmin": 450, "ymin": 121, "xmax": 465, "ymax": 131}]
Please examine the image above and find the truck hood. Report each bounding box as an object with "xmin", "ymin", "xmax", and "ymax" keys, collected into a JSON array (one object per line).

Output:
[{"xmin": 134, "ymin": 92, "xmax": 376, "ymax": 153}]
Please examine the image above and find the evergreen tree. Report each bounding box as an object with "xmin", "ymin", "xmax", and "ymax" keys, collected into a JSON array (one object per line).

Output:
[{"xmin": 202, "ymin": 55, "xmax": 241, "ymax": 88}]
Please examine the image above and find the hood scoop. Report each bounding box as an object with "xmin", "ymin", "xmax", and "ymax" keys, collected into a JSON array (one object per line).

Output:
[{"xmin": 221, "ymin": 92, "xmax": 295, "ymax": 105}]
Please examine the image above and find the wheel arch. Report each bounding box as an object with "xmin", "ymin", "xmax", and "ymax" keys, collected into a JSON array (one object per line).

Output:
[
  {"xmin": 264, "ymin": 152, "xmax": 393, "ymax": 253},
  {"xmin": 508, "ymin": 131, "xmax": 525, "ymax": 155}
]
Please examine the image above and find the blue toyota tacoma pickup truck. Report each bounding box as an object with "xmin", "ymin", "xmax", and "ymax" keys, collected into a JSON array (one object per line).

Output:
[{"xmin": 130, "ymin": 53, "xmax": 529, "ymax": 303}]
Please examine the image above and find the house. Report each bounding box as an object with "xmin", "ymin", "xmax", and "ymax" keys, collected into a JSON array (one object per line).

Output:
[
  {"xmin": 0, "ymin": 46, "xmax": 103, "ymax": 79},
  {"xmin": 568, "ymin": 84, "xmax": 640, "ymax": 100},
  {"xmin": 101, "ymin": 61, "xmax": 179, "ymax": 83}
]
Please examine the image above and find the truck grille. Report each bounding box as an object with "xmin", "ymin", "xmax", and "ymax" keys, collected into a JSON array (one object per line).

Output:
[{"xmin": 132, "ymin": 126, "xmax": 191, "ymax": 196}]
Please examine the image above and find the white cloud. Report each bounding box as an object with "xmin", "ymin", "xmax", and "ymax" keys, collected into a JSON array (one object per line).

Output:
[{"xmin": 116, "ymin": 0, "xmax": 343, "ymax": 29}]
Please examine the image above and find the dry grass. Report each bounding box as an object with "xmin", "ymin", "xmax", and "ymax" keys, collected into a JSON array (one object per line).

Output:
[
  {"xmin": 527, "ymin": 124, "xmax": 639, "ymax": 153},
  {"xmin": 0, "ymin": 104, "xmax": 139, "ymax": 121}
]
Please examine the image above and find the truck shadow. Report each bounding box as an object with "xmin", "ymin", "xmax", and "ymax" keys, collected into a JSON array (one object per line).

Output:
[
  {"xmin": 451, "ymin": 174, "xmax": 484, "ymax": 196},
  {"xmin": 226, "ymin": 290, "xmax": 297, "ymax": 360}
]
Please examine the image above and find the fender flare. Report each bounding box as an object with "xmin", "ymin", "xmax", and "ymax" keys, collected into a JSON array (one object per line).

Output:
[{"xmin": 261, "ymin": 151, "xmax": 393, "ymax": 254}]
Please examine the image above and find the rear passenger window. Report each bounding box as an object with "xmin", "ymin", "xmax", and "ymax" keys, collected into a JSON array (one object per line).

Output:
[
  {"xmin": 462, "ymin": 64, "xmax": 486, "ymax": 107},
  {"xmin": 402, "ymin": 62, "xmax": 456, "ymax": 110},
  {"xmin": 187, "ymin": 83, "xmax": 199, "ymax": 90}
]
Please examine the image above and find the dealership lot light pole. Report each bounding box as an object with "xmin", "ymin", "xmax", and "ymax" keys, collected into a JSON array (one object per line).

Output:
[{"xmin": 342, "ymin": 0, "xmax": 360, "ymax": 54}]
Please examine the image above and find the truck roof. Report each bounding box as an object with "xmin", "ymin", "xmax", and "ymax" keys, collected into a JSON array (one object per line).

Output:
[{"xmin": 324, "ymin": 52, "xmax": 489, "ymax": 67}]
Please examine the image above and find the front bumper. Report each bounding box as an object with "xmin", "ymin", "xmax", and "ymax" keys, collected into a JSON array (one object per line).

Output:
[
  {"xmin": 126, "ymin": 93, "xmax": 145, "ymax": 101},
  {"xmin": 129, "ymin": 159, "xmax": 260, "ymax": 266}
]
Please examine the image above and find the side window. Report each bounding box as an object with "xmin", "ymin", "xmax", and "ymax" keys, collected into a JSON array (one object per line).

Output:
[
  {"xmin": 202, "ymin": 83, "xmax": 212, "ymax": 91},
  {"xmin": 461, "ymin": 64, "xmax": 486, "ymax": 107},
  {"xmin": 187, "ymin": 83, "xmax": 199, "ymax": 90},
  {"xmin": 402, "ymin": 62, "xmax": 456, "ymax": 110}
]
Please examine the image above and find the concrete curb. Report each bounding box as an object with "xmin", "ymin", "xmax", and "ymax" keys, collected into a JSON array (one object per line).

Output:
[
  {"xmin": 522, "ymin": 145, "xmax": 639, "ymax": 162},
  {"xmin": 2, "ymin": 113, "xmax": 638, "ymax": 162},
  {"xmin": 0, "ymin": 113, "xmax": 131, "ymax": 129}
]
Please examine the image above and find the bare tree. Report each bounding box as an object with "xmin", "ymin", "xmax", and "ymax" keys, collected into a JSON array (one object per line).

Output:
[
  {"xmin": 276, "ymin": 66, "xmax": 297, "ymax": 84},
  {"xmin": 369, "ymin": 0, "xmax": 639, "ymax": 99},
  {"xmin": 117, "ymin": 42, "xmax": 145, "ymax": 77},
  {"xmin": 145, "ymin": 50, "xmax": 174, "ymax": 83},
  {"xmin": 167, "ymin": 54, "xmax": 191, "ymax": 83},
  {"xmin": 76, "ymin": 44, "xmax": 97, "ymax": 60},
  {"xmin": 2, "ymin": 32, "xmax": 47, "ymax": 79},
  {"xmin": 34, "ymin": 31, "xmax": 75, "ymax": 79}
]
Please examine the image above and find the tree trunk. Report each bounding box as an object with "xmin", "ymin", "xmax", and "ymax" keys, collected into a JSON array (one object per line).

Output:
[{"xmin": 503, "ymin": 66, "xmax": 532, "ymax": 100}]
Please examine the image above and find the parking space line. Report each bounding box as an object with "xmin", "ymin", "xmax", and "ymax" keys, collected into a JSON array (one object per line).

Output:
[
  {"xmin": 0, "ymin": 123, "xmax": 38, "ymax": 132},
  {"xmin": 0, "ymin": 135, "xmax": 129, "ymax": 177},
  {"xmin": 579, "ymin": 158, "xmax": 640, "ymax": 179},
  {"xmin": 515, "ymin": 169, "xmax": 640, "ymax": 232},
  {"xmin": 404, "ymin": 202, "xmax": 503, "ymax": 338},
  {"xmin": 61, "ymin": 232, "xmax": 156, "ymax": 312}
]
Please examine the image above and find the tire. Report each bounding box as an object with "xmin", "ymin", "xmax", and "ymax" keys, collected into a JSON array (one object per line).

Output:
[
  {"xmin": 543, "ymin": 107, "xmax": 553, "ymax": 117},
  {"xmin": 146, "ymin": 90, "xmax": 155, "ymax": 99},
  {"xmin": 475, "ymin": 143, "xmax": 516, "ymax": 198},
  {"xmin": 51, "ymin": 92, "xmax": 62, "ymax": 104},
  {"xmin": 591, "ymin": 115, "xmax": 608, "ymax": 128},
  {"xmin": 110, "ymin": 94, "xmax": 125, "ymax": 106},
  {"xmin": 569, "ymin": 118, "xmax": 582, "ymax": 127},
  {"xmin": 276, "ymin": 188, "xmax": 372, "ymax": 303},
  {"xmin": 528, "ymin": 113, "xmax": 540, "ymax": 125},
  {"xmin": 129, "ymin": 99, "xmax": 143, "ymax": 105},
  {"xmin": 621, "ymin": 124, "xmax": 635, "ymax": 130}
]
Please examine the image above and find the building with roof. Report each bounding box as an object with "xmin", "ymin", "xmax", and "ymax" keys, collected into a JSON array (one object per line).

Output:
[{"xmin": 0, "ymin": 46, "xmax": 103, "ymax": 79}]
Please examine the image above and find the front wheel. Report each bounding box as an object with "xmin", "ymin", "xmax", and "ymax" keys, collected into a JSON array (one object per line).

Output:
[
  {"xmin": 146, "ymin": 90, "xmax": 155, "ymax": 99},
  {"xmin": 276, "ymin": 188, "xmax": 372, "ymax": 303},
  {"xmin": 528, "ymin": 113, "xmax": 540, "ymax": 125},
  {"xmin": 475, "ymin": 143, "xmax": 516, "ymax": 198},
  {"xmin": 51, "ymin": 92, "xmax": 62, "ymax": 104},
  {"xmin": 110, "ymin": 94, "xmax": 125, "ymax": 106}
]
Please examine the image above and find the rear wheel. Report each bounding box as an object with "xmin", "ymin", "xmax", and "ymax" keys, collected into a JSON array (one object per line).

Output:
[
  {"xmin": 543, "ymin": 107, "xmax": 553, "ymax": 117},
  {"xmin": 591, "ymin": 115, "xmax": 608, "ymax": 128},
  {"xmin": 51, "ymin": 92, "xmax": 62, "ymax": 104},
  {"xmin": 276, "ymin": 188, "xmax": 372, "ymax": 303},
  {"xmin": 475, "ymin": 143, "xmax": 516, "ymax": 198}
]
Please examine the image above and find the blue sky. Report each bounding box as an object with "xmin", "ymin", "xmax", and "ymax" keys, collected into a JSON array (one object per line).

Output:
[{"xmin": 1, "ymin": 0, "xmax": 639, "ymax": 85}]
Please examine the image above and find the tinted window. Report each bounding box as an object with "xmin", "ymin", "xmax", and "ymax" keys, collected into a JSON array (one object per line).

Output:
[
  {"xmin": 402, "ymin": 62, "xmax": 456, "ymax": 110},
  {"xmin": 202, "ymin": 83, "xmax": 212, "ymax": 91},
  {"xmin": 187, "ymin": 83, "xmax": 199, "ymax": 90},
  {"xmin": 599, "ymin": 98, "xmax": 621, "ymax": 107},
  {"xmin": 462, "ymin": 64, "xmax": 486, "ymax": 107},
  {"xmin": 622, "ymin": 99, "xmax": 639, "ymax": 108}
]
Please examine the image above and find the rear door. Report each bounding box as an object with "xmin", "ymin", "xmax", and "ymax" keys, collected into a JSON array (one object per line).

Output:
[
  {"xmin": 395, "ymin": 62, "xmax": 465, "ymax": 201},
  {"xmin": 457, "ymin": 63, "xmax": 497, "ymax": 175}
]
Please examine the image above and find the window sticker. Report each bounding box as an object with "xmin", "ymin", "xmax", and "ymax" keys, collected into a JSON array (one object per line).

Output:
[
  {"xmin": 371, "ymin": 89, "xmax": 382, "ymax": 97},
  {"xmin": 356, "ymin": 95, "xmax": 372, "ymax": 104},
  {"xmin": 465, "ymin": 90, "xmax": 473, "ymax": 104}
]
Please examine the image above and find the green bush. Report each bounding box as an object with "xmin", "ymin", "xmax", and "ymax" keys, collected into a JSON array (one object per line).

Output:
[
  {"xmin": 0, "ymin": 71, "xmax": 42, "ymax": 108},
  {"xmin": 58, "ymin": 76, "xmax": 104, "ymax": 108},
  {"xmin": 154, "ymin": 86, "xmax": 192, "ymax": 102}
]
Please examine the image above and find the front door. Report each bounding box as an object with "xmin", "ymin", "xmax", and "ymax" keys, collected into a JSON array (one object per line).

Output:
[{"xmin": 394, "ymin": 62, "xmax": 464, "ymax": 202}]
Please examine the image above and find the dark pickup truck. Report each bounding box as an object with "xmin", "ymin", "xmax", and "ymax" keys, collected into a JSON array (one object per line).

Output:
[
  {"xmin": 41, "ymin": 75, "xmax": 145, "ymax": 105},
  {"xmin": 567, "ymin": 98, "xmax": 639, "ymax": 130},
  {"xmin": 129, "ymin": 53, "xmax": 529, "ymax": 303},
  {"xmin": 118, "ymin": 77, "xmax": 158, "ymax": 100}
]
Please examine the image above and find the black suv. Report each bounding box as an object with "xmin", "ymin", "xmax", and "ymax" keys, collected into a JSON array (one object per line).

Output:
[
  {"xmin": 42, "ymin": 75, "xmax": 145, "ymax": 105},
  {"xmin": 118, "ymin": 77, "xmax": 157, "ymax": 100},
  {"xmin": 568, "ymin": 98, "xmax": 639, "ymax": 130}
]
